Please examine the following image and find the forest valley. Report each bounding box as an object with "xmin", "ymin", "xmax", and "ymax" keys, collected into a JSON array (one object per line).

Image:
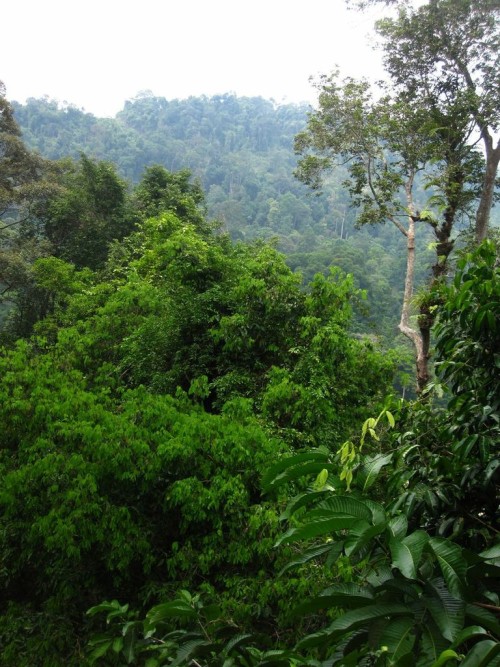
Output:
[{"xmin": 0, "ymin": 0, "xmax": 499, "ymax": 665}]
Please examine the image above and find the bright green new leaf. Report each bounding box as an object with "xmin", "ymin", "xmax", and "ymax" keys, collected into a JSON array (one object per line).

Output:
[{"xmin": 430, "ymin": 649, "xmax": 461, "ymax": 667}]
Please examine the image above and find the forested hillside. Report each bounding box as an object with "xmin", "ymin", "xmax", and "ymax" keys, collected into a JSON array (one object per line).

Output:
[
  {"xmin": 11, "ymin": 93, "xmax": 438, "ymax": 355},
  {"xmin": 1, "ymin": 0, "xmax": 499, "ymax": 664},
  {"xmin": 12, "ymin": 94, "xmax": 333, "ymax": 243}
]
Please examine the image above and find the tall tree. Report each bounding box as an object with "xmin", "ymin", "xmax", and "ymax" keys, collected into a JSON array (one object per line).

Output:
[
  {"xmin": 353, "ymin": 0, "xmax": 500, "ymax": 242},
  {"xmin": 295, "ymin": 73, "xmax": 480, "ymax": 392},
  {"xmin": 30, "ymin": 154, "xmax": 133, "ymax": 270},
  {"xmin": 0, "ymin": 82, "xmax": 60, "ymax": 337},
  {"xmin": 0, "ymin": 82, "xmax": 42, "ymax": 225}
]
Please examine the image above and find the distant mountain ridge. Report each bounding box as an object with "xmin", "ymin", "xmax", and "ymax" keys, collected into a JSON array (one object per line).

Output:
[{"xmin": 12, "ymin": 93, "xmax": 353, "ymax": 249}]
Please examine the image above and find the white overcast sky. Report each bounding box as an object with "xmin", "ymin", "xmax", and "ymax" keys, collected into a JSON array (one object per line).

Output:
[{"xmin": 2, "ymin": 0, "xmax": 391, "ymax": 118}]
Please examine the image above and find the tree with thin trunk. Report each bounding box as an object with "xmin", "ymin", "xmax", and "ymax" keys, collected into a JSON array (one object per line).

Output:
[
  {"xmin": 295, "ymin": 75, "xmax": 482, "ymax": 393},
  {"xmin": 356, "ymin": 0, "xmax": 500, "ymax": 243}
]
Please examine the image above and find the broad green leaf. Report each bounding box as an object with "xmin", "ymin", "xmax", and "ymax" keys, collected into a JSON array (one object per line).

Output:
[
  {"xmin": 362, "ymin": 498, "xmax": 387, "ymax": 526},
  {"xmin": 88, "ymin": 640, "xmax": 113, "ymax": 663},
  {"xmin": 146, "ymin": 600, "xmax": 196, "ymax": 628},
  {"xmin": 426, "ymin": 578, "xmax": 465, "ymax": 641},
  {"xmin": 314, "ymin": 468, "xmax": 329, "ymax": 489},
  {"xmin": 314, "ymin": 495, "xmax": 373, "ymax": 521},
  {"xmin": 321, "ymin": 603, "xmax": 411, "ymax": 641},
  {"xmin": 388, "ymin": 514, "xmax": 408, "ymax": 539},
  {"xmin": 276, "ymin": 516, "xmax": 356, "ymax": 545},
  {"xmin": 344, "ymin": 519, "xmax": 386, "ymax": 556},
  {"xmin": 465, "ymin": 604, "xmax": 500, "ymax": 637},
  {"xmin": 278, "ymin": 541, "xmax": 335, "ymax": 575},
  {"xmin": 461, "ymin": 640, "xmax": 500, "ymax": 666},
  {"xmin": 358, "ymin": 453, "xmax": 393, "ymax": 491},
  {"xmin": 86, "ymin": 600, "xmax": 128, "ymax": 618},
  {"xmin": 386, "ymin": 410, "xmax": 395, "ymax": 428},
  {"xmin": 390, "ymin": 530, "xmax": 429, "ymax": 579},
  {"xmin": 280, "ymin": 490, "xmax": 330, "ymax": 520},
  {"xmin": 122, "ymin": 627, "xmax": 137, "ymax": 664},
  {"xmin": 295, "ymin": 628, "xmax": 330, "ymax": 650},
  {"xmin": 378, "ymin": 616, "xmax": 415, "ymax": 662},
  {"xmin": 429, "ymin": 538, "xmax": 467, "ymax": 599},
  {"xmin": 223, "ymin": 633, "xmax": 253, "ymax": 655},
  {"xmin": 293, "ymin": 582, "xmax": 374, "ymax": 615},
  {"xmin": 366, "ymin": 563, "xmax": 393, "ymax": 587},
  {"xmin": 480, "ymin": 543, "xmax": 500, "ymax": 561},
  {"xmin": 419, "ymin": 622, "xmax": 450, "ymax": 666},
  {"xmin": 430, "ymin": 649, "xmax": 461, "ymax": 666},
  {"xmin": 261, "ymin": 451, "xmax": 330, "ymax": 490},
  {"xmin": 112, "ymin": 637, "xmax": 123, "ymax": 653},
  {"xmin": 450, "ymin": 626, "xmax": 489, "ymax": 649},
  {"xmin": 267, "ymin": 460, "xmax": 338, "ymax": 491},
  {"xmin": 171, "ymin": 638, "xmax": 209, "ymax": 667}
]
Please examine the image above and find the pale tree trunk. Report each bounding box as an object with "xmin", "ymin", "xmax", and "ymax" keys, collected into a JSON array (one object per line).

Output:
[
  {"xmin": 452, "ymin": 58, "xmax": 500, "ymax": 244},
  {"xmin": 476, "ymin": 138, "xmax": 500, "ymax": 244},
  {"xmin": 396, "ymin": 215, "xmax": 429, "ymax": 394},
  {"xmin": 387, "ymin": 173, "xmax": 430, "ymax": 395}
]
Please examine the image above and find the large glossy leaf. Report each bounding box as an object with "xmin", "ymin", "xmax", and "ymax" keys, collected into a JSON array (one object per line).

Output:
[
  {"xmin": 428, "ymin": 538, "xmax": 467, "ymax": 599},
  {"xmin": 450, "ymin": 626, "xmax": 490, "ymax": 649},
  {"xmin": 171, "ymin": 638, "xmax": 210, "ymax": 667},
  {"xmin": 278, "ymin": 541, "xmax": 337, "ymax": 575},
  {"xmin": 344, "ymin": 519, "xmax": 386, "ymax": 557},
  {"xmin": 387, "ymin": 514, "xmax": 408, "ymax": 540},
  {"xmin": 261, "ymin": 450, "xmax": 330, "ymax": 491},
  {"xmin": 465, "ymin": 605, "xmax": 500, "ymax": 638},
  {"xmin": 312, "ymin": 495, "xmax": 374, "ymax": 521},
  {"xmin": 362, "ymin": 498, "xmax": 387, "ymax": 526},
  {"xmin": 417, "ymin": 622, "xmax": 450, "ymax": 666},
  {"xmin": 307, "ymin": 603, "xmax": 412, "ymax": 644},
  {"xmin": 366, "ymin": 563, "xmax": 394, "ymax": 587},
  {"xmin": 145, "ymin": 600, "xmax": 196, "ymax": 628},
  {"xmin": 377, "ymin": 617, "xmax": 416, "ymax": 663},
  {"xmin": 390, "ymin": 530, "xmax": 429, "ymax": 579},
  {"xmin": 425, "ymin": 578, "xmax": 465, "ymax": 642},
  {"xmin": 460, "ymin": 640, "xmax": 500, "ymax": 666},
  {"xmin": 276, "ymin": 516, "xmax": 354, "ymax": 546},
  {"xmin": 293, "ymin": 582, "xmax": 374, "ymax": 616},
  {"xmin": 358, "ymin": 453, "xmax": 393, "ymax": 491},
  {"xmin": 430, "ymin": 649, "xmax": 461, "ymax": 667},
  {"xmin": 295, "ymin": 628, "xmax": 331, "ymax": 650},
  {"xmin": 222, "ymin": 633, "xmax": 253, "ymax": 656},
  {"xmin": 480, "ymin": 543, "xmax": 500, "ymax": 562},
  {"xmin": 280, "ymin": 490, "xmax": 330, "ymax": 520}
]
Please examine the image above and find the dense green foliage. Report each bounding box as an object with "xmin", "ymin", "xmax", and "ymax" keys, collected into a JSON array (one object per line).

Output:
[
  {"xmin": 1, "ymin": 3, "xmax": 499, "ymax": 662},
  {"xmin": 84, "ymin": 242, "xmax": 500, "ymax": 667},
  {"xmin": 9, "ymin": 91, "xmax": 444, "ymax": 360},
  {"xmin": 0, "ymin": 161, "xmax": 394, "ymax": 664},
  {"xmin": 12, "ymin": 94, "xmax": 339, "ymax": 247}
]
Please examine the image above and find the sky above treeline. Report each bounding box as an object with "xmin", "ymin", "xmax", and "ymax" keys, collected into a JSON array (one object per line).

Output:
[{"xmin": 3, "ymin": 0, "xmax": 393, "ymax": 118}]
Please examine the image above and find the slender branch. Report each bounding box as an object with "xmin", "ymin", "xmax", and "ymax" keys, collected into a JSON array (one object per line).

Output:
[
  {"xmin": 366, "ymin": 155, "xmax": 408, "ymax": 237},
  {"xmin": 466, "ymin": 512, "xmax": 500, "ymax": 535},
  {"xmin": 473, "ymin": 602, "xmax": 500, "ymax": 614},
  {"xmin": 0, "ymin": 218, "xmax": 23, "ymax": 231},
  {"xmin": 388, "ymin": 215, "xmax": 409, "ymax": 237}
]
